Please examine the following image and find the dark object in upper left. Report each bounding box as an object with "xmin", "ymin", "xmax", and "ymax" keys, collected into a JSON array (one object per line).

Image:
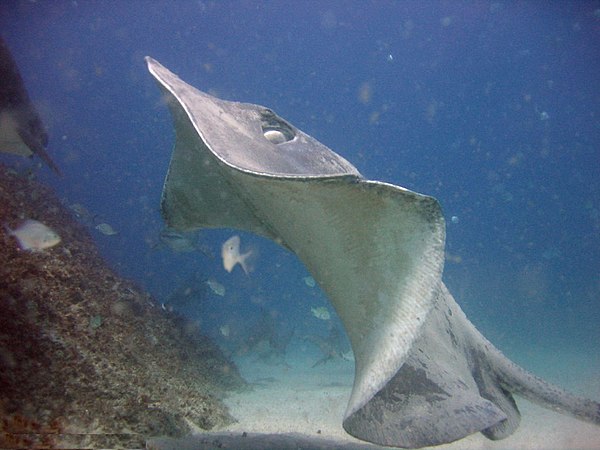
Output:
[{"xmin": 0, "ymin": 36, "xmax": 61, "ymax": 175}]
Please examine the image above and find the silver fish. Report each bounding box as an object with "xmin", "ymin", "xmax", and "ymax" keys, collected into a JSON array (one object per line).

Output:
[
  {"xmin": 221, "ymin": 235, "xmax": 253, "ymax": 275},
  {"xmin": 205, "ymin": 278, "xmax": 225, "ymax": 296},
  {"xmin": 6, "ymin": 219, "xmax": 60, "ymax": 251},
  {"xmin": 95, "ymin": 223, "xmax": 118, "ymax": 236}
]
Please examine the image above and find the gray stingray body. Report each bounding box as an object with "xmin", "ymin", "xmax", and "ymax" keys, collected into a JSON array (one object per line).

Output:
[
  {"xmin": 345, "ymin": 282, "xmax": 599, "ymax": 447},
  {"xmin": 0, "ymin": 36, "xmax": 60, "ymax": 175},
  {"xmin": 146, "ymin": 57, "xmax": 600, "ymax": 448}
]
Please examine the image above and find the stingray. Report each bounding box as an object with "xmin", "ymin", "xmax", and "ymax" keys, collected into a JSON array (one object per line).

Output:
[
  {"xmin": 146, "ymin": 57, "xmax": 600, "ymax": 448},
  {"xmin": 0, "ymin": 36, "xmax": 60, "ymax": 175}
]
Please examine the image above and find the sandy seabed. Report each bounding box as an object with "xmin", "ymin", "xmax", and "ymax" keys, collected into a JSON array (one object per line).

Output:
[{"xmin": 215, "ymin": 349, "xmax": 600, "ymax": 450}]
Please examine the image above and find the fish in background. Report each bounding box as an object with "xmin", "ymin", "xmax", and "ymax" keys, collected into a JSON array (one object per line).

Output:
[
  {"xmin": 304, "ymin": 325, "xmax": 352, "ymax": 368},
  {"xmin": 205, "ymin": 278, "xmax": 225, "ymax": 296},
  {"xmin": 221, "ymin": 235, "xmax": 253, "ymax": 275},
  {"xmin": 5, "ymin": 219, "xmax": 61, "ymax": 251},
  {"xmin": 0, "ymin": 36, "xmax": 61, "ymax": 175},
  {"xmin": 153, "ymin": 227, "xmax": 214, "ymax": 258},
  {"xmin": 67, "ymin": 203, "xmax": 100, "ymax": 226},
  {"xmin": 236, "ymin": 309, "xmax": 294, "ymax": 366},
  {"xmin": 163, "ymin": 271, "xmax": 207, "ymax": 311},
  {"xmin": 95, "ymin": 222, "xmax": 118, "ymax": 236},
  {"xmin": 303, "ymin": 276, "xmax": 316, "ymax": 288},
  {"xmin": 219, "ymin": 324, "xmax": 231, "ymax": 337},
  {"xmin": 157, "ymin": 228, "xmax": 197, "ymax": 252},
  {"xmin": 310, "ymin": 306, "xmax": 331, "ymax": 321}
]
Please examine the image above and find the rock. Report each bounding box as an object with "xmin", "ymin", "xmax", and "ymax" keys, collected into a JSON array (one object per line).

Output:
[{"xmin": 0, "ymin": 165, "xmax": 246, "ymax": 448}]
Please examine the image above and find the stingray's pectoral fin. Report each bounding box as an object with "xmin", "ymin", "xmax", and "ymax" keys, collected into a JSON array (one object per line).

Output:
[
  {"xmin": 343, "ymin": 283, "xmax": 527, "ymax": 448},
  {"xmin": 471, "ymin": 359, "xmax": 522, "ymax": 440},
  {"xmin": 346, "ymin": 281, "xmax": 600, "ymax": 448},
  {"xmin": 16, "ymin": 125, "xmax": 62, "ymax": 176},
  {"xmin": 0, "ymin": 37, "xmax": 60, "ymax": 176},
  {"xmin": 344, "ymin": 366, "xmax": 508, "ymax": 448},
  {"xmin": 343, "ymin": 313, "xmax": 511, "ymax": 448}
]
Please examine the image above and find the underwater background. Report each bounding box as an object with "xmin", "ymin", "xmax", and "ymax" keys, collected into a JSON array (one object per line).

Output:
[{"xmin": 1, "ymin": 0, "xmax": 598, "ymax": 392}]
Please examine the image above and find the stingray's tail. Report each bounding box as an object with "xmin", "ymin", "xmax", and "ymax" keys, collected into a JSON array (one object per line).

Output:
[
  {"xmin": 465, "ymin": 318, "xmax": 600, "ymax": 441},
  {"xmin": 491, "ymin": 346, "xmax": 600, "ymax": 428}
]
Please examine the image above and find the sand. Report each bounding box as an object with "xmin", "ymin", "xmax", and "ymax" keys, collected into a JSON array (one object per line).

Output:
[
  {"xmin": 149, "ymin": 347, "xmax": 600, "ymax": 449},
  {"xmin": 215, "ymin": 349, "xmax": 600, "ymax": 450}
]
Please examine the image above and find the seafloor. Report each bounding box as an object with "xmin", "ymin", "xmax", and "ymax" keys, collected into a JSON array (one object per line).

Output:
[{"xmin": 0, "ymin": 164, "xmax": 246, "ymax": 449}]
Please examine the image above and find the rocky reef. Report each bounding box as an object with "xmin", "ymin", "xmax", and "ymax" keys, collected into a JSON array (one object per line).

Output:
[{"xmin": 0, "ymin": 165, "xmax": 246, "ymax": 449}]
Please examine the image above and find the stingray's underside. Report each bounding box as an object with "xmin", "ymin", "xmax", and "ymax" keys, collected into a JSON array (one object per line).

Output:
[{"xmin": 146, "ymin": 57, "xmax": 600, "ymax": 448}]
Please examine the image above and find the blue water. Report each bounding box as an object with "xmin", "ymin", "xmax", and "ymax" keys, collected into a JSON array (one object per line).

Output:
[{"xmin": 1, "ymin": 2, "xmax": 598, "ymax": 375}]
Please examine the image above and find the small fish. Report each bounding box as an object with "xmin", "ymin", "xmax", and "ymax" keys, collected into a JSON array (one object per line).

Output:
[
  {"xmin": 151, "ymin": 228, "xmax": 214, "ymax": 258},
  {"xmin": 205, "ymin": 278, "xmax": 225, "ymax": 296},
  {"xmin": 220, "ymin": 324, "xmax": 230, "ymax": 337},
  {"xmin": 95, "ymin": 223, "xmax": 118, "ymax": 235},
  {"xmin": 68, "ymin": 203, "xmax": 98, "ymax": 224},
  {"xmin": 221, "ymin": 235, "xmax": 253, "ymax": 274},
  {"xmin": 311, "ymin": 306, "xmax": 331, "ymax": 321},
  {"xmin": 158, "ymin": 228, "xmax": 196, "ymax": 252},
  {"xmin": 5, "ymin": 219, "xmax": 61, "ymax": 251},
  {"xmin": 341, "ymin": 350, "xmax": 355, "ymax": 362},
  {"xmin": 303, "ymin": 276, "xmax": 316, "ymax": 288}
]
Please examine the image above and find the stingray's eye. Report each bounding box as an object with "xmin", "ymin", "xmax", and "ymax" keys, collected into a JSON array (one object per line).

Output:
[
  {"xmin": 263, "ymin": 129, "xmax": 288, "ymax": 144},
  {"xmin": 260, "ymin": 110, "xmax": 295, "ymax": 144}
]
